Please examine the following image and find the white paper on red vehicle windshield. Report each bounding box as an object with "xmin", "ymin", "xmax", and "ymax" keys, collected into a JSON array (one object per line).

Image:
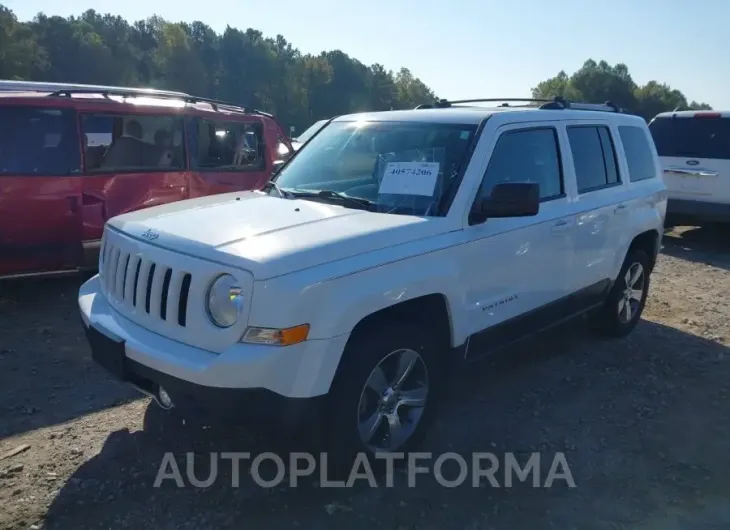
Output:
[{"xmin": 378, "ymin": 162, "xmax": 440, "ymax": 196}]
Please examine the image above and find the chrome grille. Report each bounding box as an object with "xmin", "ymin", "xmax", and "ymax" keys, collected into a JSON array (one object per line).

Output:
[{"xmin": 100, "ymin": 234, "xmax": 192, "ymax": 327}]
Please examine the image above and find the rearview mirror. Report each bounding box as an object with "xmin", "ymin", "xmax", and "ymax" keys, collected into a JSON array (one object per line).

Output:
[{"xmin": 470, "ymin": 182, "xmax": 540, "ymax": 224}]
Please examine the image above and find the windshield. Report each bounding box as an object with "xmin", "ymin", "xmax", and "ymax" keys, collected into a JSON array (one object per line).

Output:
[
  {"xmin": 273, "ymin": 120, "xmax": 478, "ymax": 216},
  {"xmin": 295, "ymin": 119, "xmax": 328, "ymax": 145},
  {"xmin": 649, "ymin": 116, "xmax": 730, "ymax": 160}
]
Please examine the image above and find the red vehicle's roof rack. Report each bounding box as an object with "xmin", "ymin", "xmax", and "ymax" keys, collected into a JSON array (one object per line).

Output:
[{"xmin": 0, "ymin": 79, "xmax": 274, "ymax": 118}]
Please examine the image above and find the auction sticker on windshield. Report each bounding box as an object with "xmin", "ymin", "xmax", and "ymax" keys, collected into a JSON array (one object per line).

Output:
[{"xmin": 379, "ymin": 162, "xmax": 440, "ymax": 196}]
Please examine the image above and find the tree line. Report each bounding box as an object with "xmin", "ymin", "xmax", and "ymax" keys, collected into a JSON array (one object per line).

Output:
[
  {"xmin": 0, "ymin": 5, "xmax": 712, "ymax": 132},
  {"xmin": 532, "ymin": 60, "xmax": 712, "ymax": 119}
]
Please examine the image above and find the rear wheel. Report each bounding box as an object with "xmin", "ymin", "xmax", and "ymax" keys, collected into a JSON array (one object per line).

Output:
[{"xmin": 589, "ymin": 248, "xmax": 651, "ymax": 337}]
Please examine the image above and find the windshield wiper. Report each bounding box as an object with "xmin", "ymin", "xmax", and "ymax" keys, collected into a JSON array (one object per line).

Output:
[{"xmin": 287, "ymin": 189, "xmax": 376, "ymax": 211}]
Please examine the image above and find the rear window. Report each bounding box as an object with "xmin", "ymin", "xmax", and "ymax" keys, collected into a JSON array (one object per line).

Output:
[
  {"xmin": 0, "ymin": 106, "xmax": 80, "ymax": 176},
  {"xmin": 649, "ymin": 116, "xmax": 730, "ymax": 160}
]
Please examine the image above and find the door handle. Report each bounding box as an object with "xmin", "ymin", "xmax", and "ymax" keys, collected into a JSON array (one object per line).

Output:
[
  {"xmin": 614, "ymin": 204, "xmax": 627, "ymax": 214},
  {"xmin": 551, "ymin": 218, "xmax": 572, "ymax": 232},
  {"xmin": 664, "ymin": 167, "xmax": 718, "ymax": 177}
]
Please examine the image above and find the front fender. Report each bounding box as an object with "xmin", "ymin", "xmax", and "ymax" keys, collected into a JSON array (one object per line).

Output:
[{"xmin": 248, "ymin": 250, "xmax": 466, "ymax": 346}]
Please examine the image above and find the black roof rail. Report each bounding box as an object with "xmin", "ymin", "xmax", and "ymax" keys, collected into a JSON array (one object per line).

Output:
[
  {"xmin": 416, "ymin": 96, "xmax": 622, "ymax": 113},
  {"xmin": 415, "ymin": 98, "xmax": 550, "ymax": 109},
  {"xmin": 46, "ymin": 87, "xmax": 273, "ymax": 116},
  {"xmin": 539, "ymin": 96, "xmax": 621, "ymax": 113}
]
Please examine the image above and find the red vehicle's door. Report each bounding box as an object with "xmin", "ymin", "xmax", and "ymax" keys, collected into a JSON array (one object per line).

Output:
[
  {"xmin": 78, "ymin": 111, "xmax": 189, "ymax": 261},
  {"xmin": 0, "ymin": 105, "xmax": 83, "ymax": 277},
  {"xmin": 187, "ymin": 115, "xmax": 290, "ymax": 197}
]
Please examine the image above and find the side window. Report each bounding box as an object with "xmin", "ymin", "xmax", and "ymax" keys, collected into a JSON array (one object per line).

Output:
[
  {"xmin": 619, "ymin": 126, "xmax": 656, "ymax": 182},
  {"xmin": 476, "ymin": 128, "xmax": 563, "ymax": 202},
  {"xmin": 0, "ymin": 106, "xmax": 80, "ymax": 176},
  {"xmin": 567, "ymin": 125, "xmax": 621, "ymax": 193},
  {"xmin": 81, "ymin": 113, "xmax": 185, "ymax": 173},
  {"xmin": 192, "ymin": 118, "xmax": 265, "ymax": 171}
]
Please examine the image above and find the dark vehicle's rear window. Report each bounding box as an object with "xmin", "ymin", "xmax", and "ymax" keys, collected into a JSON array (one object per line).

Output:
[
  {"xmin": 0, "ymin": 106, "xmax": 80, "ymax": 176},
  {"xmin": 649, "ymin": 116, "xmax": 730, "ymax": 160}
]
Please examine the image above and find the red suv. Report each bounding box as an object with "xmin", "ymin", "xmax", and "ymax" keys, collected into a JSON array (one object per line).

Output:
[{"xmin": 0, "ymin": 82, "xmax": 293, "ymax": 280}]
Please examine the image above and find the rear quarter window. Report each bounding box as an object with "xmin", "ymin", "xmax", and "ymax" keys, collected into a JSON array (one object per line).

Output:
[
  {"xmin": 618, "ymin": 126, "xmax": 656, "ymax": 182},
  {"xmin": 0, "ymin": 106, "xmax": 80, "ymax": 176},
  {"xmin": 649, "ymin": 116, "xmax": 730, "ymax": 160}
]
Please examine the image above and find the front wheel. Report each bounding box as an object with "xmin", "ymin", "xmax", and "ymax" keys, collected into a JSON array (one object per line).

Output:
[
  {"xmin": 589, "ymin": 248, "xmax": 651, "ymax": 337},
  {"xmin": 325, "ymin": 323, "xmax": 444, "ymax": 473}
]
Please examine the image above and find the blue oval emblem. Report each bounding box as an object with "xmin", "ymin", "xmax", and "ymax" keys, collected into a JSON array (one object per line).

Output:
[{"xmin": 686, "ymin": 160, "xmax": 699, "ymax": 166}]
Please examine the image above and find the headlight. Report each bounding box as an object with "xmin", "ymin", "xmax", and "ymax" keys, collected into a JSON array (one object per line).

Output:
[{"xmin": 206, "ymin": 274, "xmax": 245, "ymax": 328}]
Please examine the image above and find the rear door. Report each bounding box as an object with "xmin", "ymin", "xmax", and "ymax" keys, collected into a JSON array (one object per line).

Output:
[
  {"xmin": 78, "ymin": 111, "xmax": 189, "ymax": 257},
  {"xmin": 0, "ymin": 105, "xmax": 83, "ymax": 277},
  {"xmin": 649, "ymin": 113, "xmax": 730, "ymax": 204},
  {"xmin": 563, "ymin": 121, "xmax": 627, "ymax": 293}
]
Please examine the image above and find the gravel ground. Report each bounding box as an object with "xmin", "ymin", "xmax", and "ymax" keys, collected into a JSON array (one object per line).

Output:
[{"xmin": 1, "ymin": 225, "xmax": 729, "ymax": 530}]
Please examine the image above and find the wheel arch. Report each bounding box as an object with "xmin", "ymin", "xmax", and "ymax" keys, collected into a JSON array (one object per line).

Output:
[
  {"xmin": 628, "ymin": 229, "xmax": 661, "ymax": 272},
  {"xmin": 331, "ymin": 293, "xmax": 455, "ymax": 385}
]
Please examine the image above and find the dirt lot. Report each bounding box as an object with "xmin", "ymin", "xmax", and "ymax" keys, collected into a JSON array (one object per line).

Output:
[{"xmin": 1, "ymin": 226, "xmax": 729, "ymax": 530}]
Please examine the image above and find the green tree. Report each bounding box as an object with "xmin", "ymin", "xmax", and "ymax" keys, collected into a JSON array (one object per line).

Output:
[
  {"xmin": 394, "ymin": 68, "xmax": 436, "ymax": 109},
  {"xmin": 0, "ymin": 6, "xmax": 45, "ymax": 79},
  {"xmin": 153, "ymin": 22, "xmax": 207, "ymax": 95},
  {"xmin": 533, "ymin": 59, "xmax": 712, "ymax": 119},
  {"xmin": 0, "ymin": 5, "xmax": 714, "ymax": 130}
]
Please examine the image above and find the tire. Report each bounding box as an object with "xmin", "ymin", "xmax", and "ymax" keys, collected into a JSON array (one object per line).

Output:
[
  {"xmin": 324, "ymin": 322, "xmax": 445, "ymax": 476},
  {"xmin": 589, "ymin": 248, "xmax": 651, "ymax": 338}
]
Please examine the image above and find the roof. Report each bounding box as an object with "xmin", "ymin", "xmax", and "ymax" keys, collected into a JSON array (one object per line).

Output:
[{"xmin": 333, "ymin": 105, "xmax": 645, "ymax": 125}]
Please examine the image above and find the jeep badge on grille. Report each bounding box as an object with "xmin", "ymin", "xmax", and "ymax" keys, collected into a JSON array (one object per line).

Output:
[{"xmin": 141, "ymin": 229, "xmax": 159, "ymax": 241}]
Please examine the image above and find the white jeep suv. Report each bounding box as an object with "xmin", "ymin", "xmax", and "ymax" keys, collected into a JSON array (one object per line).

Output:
[
  {"xmin": 78, "ymin": 97, "xmax": 666, "ymax": 462},
  {"xmin": 649, "ymin": 110, "xmax": 730, "ymax": 226}
]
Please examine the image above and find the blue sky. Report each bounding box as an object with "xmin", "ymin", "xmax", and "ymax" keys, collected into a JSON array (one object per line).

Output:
[{"xmin": 6, "ymin": 0, "xmax": 729, "ymax": 108}]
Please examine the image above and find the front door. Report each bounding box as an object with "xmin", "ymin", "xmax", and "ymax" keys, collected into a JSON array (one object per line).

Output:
[
  {"xmin": 461, "ymin": 123, "xmax": 575, "ymax": 357},
  {"xmin": 0, "ymin": 105, "xmax": 83, "ymax": 277}
]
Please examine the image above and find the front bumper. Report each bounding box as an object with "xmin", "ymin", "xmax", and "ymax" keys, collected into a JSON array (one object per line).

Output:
[{"xmin": 79, "ymin": 275, "xmax": 349, "ymax": 426}]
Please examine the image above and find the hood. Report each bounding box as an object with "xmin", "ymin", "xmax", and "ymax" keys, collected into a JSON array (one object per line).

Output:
[{"xmin": 108, "ymin": 191, "xmax": 451, "ymax": 280}]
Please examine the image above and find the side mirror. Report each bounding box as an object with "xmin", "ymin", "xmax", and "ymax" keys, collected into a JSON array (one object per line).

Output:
[{"xmin": 471, "ymin": 182, "xmax": 540, "ymax": 224}]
